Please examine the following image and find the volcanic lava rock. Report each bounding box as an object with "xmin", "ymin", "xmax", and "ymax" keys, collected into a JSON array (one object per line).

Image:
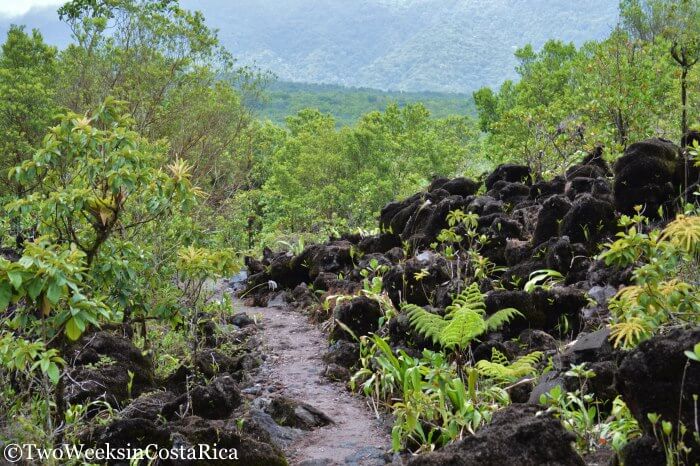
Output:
[
  {"xmin": 263, "ymin": 397, "xmax": 333, "ymax": 430},
  {"xmin": 383, "ymin": 253, "xmax": 451, "ymax": 308},
  {"xmin": 613, "ymin": 138, "xmax": 679, "ymax": 218},
  {"xmin": 560, "ymin": 194, "xmax": 617, "ymax": 245},
  {"xmin": 171, "ymin": 416, "xmax": 287, "ymax": 466},
  {"xmin": 532, "ymin": 195, "xmax": 572, "ymax": 246},
  {"xmin": 531, "ymin": 175, "xmax": 566, "ymax": 199},
  {"xmin": 543, "ymin": 236, "xmax": 574, "ymax": 274},
  {"xmin": 120, "ymin": 390, "xmax": 177, "ymax": 420},
  {"xmin": 323, "ymin": 340, "xmax": 360, "ymax": 368},
  {"xmin": 358, "ymin": 232, "xmax": 402, "ymax": 254},
  {"xmin": 300, "ymin": 241, "xmax": 354, "ymax": 280},
  {"xmin": 88, "ymin": 418, "xmax": 172, "ymax": 453},
  {"xmin": 330, "ymin": 295, "xmax": 382, "ymax": 341},
  {"xmin": 566, "ymin": 147, "xmax": 611, "ymax": 180},
  {"xmin": 407, "ymin": 404, "xmax": 584, "ymax": 466},
  {"xmin": 485, "ymin": 164, "xmax": 532, "ymax": 190},
  {"xmin": 489, "ymin": 181, "xmax": 531, "ymax": 204},
  {"xmin": 163, "ymin": 374, "xmax": 242, "ymax": 420},
  {"xmin": 616, "ymin": 327, "xmax": 700, "ymax": 464},
  {"xmin": 467, "ymin": 195, "xmax": 504, "ymax": 215},
  {"xmin": 440, "ymin": 177, "xmax": 480, "ymax": 197},
  {"xmin": 66, "ymin": 331, "xmax": 156, "ymax": 406}
]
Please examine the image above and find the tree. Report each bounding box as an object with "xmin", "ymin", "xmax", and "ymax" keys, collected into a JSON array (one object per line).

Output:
[
  {"xmin": 573, "ymin": 28, "xmax": 675, "ymax": 149},
  {"xmin": 56, "ymin": 0, "xmax": 265, "ymax": 205},
  {"xmin": 621, "ymin": 0, "xmax": 700, "ymax": 136},
  {"xmin": 667, "ymin": 0, "xmax": 700, "ymax": 135},
  {"xmin": 7, "ymin": 97, "xmax": 200, "ymax": 313},
  {"xmin": 0, "ymin": 26, "xmax": 57, "ymax": 198}
]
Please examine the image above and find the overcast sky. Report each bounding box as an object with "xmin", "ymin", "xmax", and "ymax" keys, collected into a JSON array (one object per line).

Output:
[{"xmin": 0, "ymin": 0, "xmax": 63, "ymax": 17}]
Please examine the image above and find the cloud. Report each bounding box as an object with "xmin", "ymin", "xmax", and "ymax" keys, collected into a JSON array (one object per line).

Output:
[{"xmin": 0, "ymin": 0, "xmax": 64, "ymax": 18}]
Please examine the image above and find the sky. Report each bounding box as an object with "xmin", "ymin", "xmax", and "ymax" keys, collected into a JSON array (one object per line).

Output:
[{"xmin": 0, "ymin": 0, "xmax": 63, "ymax": 17}]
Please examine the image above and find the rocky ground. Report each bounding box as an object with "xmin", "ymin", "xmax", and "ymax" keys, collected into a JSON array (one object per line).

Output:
[
  {"xmin": 240, "ymin": 137, "xmax": 700, "ymax": 465},
  {"xmin": 237, "ymin": 298, "xmax": 391, "ymax": 465},
  {"xmin": 56, "ymin": 136, "xmax": 700, "ymax": 465}
]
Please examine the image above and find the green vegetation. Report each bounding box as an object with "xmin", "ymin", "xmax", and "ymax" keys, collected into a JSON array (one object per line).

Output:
[
  {"xmin": 602, "ymin": 210, "xmax": 700, "ymax": 348},
  {"xmin": 1, "ymin": 0, "xmax": 700, "ymax": 463},
  {"xmin": 257, "ymin": 81, "xmax": 475, "ymax": 126},
  {"xmin": 403, "ymin": 283, "xmax": 521, "ymax": 350},
  {"xmin": 190, "ymin": 0, "xmax": 617, "ymax": 93}
]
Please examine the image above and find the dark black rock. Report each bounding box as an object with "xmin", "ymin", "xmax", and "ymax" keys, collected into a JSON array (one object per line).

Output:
[
  {"xmin": 407, "ymin": 404, "xmax": 584, "ymax": 466},
  {"xmin": 616, "ymin": 327, "xmax": 700, "ymax": 464},
  {"xmin": 613, "ymin": 138, "xmax": 679, "ymax": 218},
  {"xmin": 533, "ymin": 195, "xmax": 572, "ymax": 246},
  {"xmin": 441, "ymin": 177, "xmax": 480, "ymax": 197},
  {"xmin": 330, "ymin": 296, "xmax": 382, "ymax": 341},
  {"xmin": 486, "ymin": 164, "xmax": 532, "ymax": 190},
  {"xmin": 560, "ymin": 194, "xmax": 617, "ymax": 245}
]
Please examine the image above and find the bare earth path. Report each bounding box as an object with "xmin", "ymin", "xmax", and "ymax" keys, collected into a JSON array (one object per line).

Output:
[{"xmin": 232, "ymin": 298, "xmax": 393, "ymax": 465}]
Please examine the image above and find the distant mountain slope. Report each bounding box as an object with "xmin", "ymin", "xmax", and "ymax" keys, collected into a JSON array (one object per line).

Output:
[
  {"xmin": 1, "ymin": 0, "xmax": 619, "ymax": 94},
  {"xmin": 257, "ymin": 81, "xmax": 475, "ymax": 126},
  {"xmin": 183, "ymin": 0, "xmax": 618, "ymax": 93}
]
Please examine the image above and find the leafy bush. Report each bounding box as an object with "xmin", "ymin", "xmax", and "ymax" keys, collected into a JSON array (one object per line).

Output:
[{"xmin": 600, "ymin": 212, "xmax": 700, "ymax": 348}]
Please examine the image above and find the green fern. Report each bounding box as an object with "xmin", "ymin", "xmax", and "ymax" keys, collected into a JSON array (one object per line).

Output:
[
  {"xmin": 485, "ymin": 307, "xmax": 523, "ymax": 332},
  {"xmin": 405, "ymin": 304, "xmax": 448, "ymax": 345},
  {"xmin": 441, "ymin": 309, "xmax": 487, "ymax": 349},
  {"xmin": 445, "ymin": 283, "xmax": 485, "ymax": 317},
  {"xmin": 476, "ymin": 348, "xmax": 543, "ymax": 383},
  {"xmin": 404, "ymin": 283, "xmax": 522, "ymax": 351}
]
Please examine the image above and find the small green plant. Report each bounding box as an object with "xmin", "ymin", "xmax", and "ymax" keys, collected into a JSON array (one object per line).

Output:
[
  {"xmin": 523, "ymin": 269, "xmax": 564, "ymax": 292},
  {"xmin": 277, "ymin": 237, "xmax": 306, "ymax": 255},
  {"xmin": 647, "ymin": 412, "xmax": 693, "ymax": 465},
  {"xmin": 685, "ymin": 342, "xmax": 700, "ymax": 362},
  {"xmin": 475, "ymin": 348, "xmax": 543, "ymax": 384},
  {"xmin": 351, "ymin": 335, "xmax": 509, "ymax": 453},
  {"xmin": 127, "ymin": 370, "xmax": 135, "ymax": 399},
  {"xmin": 539, "ymin": 364, "xmax": 601, "ymax": 452},
  {"xmin": 403, "ymin": 283, "xmax": 522, "ymax": 351},
  {"xmin": 175, "ymin": 246, "xmax": 238, "ymax": 372},
  {"xmin": 601, "ymin": 213, "xmax": 700, "ymax": 349}
]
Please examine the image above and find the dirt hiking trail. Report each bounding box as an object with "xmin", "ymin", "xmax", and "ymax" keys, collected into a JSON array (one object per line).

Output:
[{"xmin": 232, "ymin": 298, "xmax": 393, "ymax": 466}]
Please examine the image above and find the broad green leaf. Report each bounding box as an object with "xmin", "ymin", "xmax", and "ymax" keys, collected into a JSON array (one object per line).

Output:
[
  {"xmin": 46, "ymin": 363, "xmax": 60, "ymax": 385},
  {"xmin": 7, "ymin": 271, "xmax": 23, "ymax": 290},
  {"xmin": 0, "ymin": 282, "xmax": 12, "ymax": 310},
  {"xmin": 46, "ymin": 283, "xmax": 62, "ymax": 304},
  {"xmin": 64, "ymin": 318, "xmax": 82, "ymax": 341}
]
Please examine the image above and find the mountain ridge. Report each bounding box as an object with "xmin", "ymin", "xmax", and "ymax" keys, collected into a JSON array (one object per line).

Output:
[{"xmin": 1, "ymin": 0, "xmax": 619, "ymax": 93}]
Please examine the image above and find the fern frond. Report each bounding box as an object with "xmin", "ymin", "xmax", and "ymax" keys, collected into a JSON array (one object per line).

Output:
[
  {"xmin": 445, "ymin": 282, "xmax": 485, "ymax": 318},
  {"xmin": 512, "ymin": 351, "xmax": 543, "ymax": 368},
  {"xmin": 490, "ymin": 348, "xmax": 509, "ymax": 366},
  {"xmin": 614, "ymin": 285, "xmax": 643, "ymax": 305},
  {"xmin": 484, "ymin": 307, "xmax": 523, "ymax": 331},
  {"xmin": 440, "ymin": 308, "xmax": 486, "ymax": 350},
  {"xmin": 404, "ymin": 303, "xmax": 448, "ymax": 345},
  {"xmin": 476, "ymin": 350, "xmax": 543, "ymax": 382},
  {"xmin": 660, "ymin": 214, "xmax": 700, "ymax": 255},
  {"xmin": 609, "ymin": 318, "xmax": 651, "ymax": 349}
]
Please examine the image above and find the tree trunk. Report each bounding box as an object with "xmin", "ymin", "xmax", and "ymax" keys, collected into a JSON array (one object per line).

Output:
[{"xmin": 682, "ymin": 66, "xmax": 689, "ymax": 136}]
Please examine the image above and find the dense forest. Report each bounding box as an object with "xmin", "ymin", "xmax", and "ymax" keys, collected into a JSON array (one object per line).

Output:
[
  {"xmin": 0, "ymin": 0, "xmax": 698, "ymax": 465},
  {"xmin": 256, "ymin": 81, "xmax": 475, "ymax": 126}
]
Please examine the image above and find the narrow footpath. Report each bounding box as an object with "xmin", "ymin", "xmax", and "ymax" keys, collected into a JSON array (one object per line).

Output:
[{"xmin": 231, "ymin": 297, "xmax": 393, "ymax": 466}]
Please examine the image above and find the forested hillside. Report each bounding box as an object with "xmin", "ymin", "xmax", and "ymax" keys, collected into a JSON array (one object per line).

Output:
[
  {"xmin": 192, "ymin": 0, "xmax": 618, "ymax": 92},
  {"xmin": 0, "ymin": 1, "xmax": 699, "ymax": 466},
  {"xmin": 1, "ymin": 0, "xmax": 618, "ymax": 93},
  {"xmin": 257, "ymin": 81, "xmax": 475, "ymax": 126}
]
